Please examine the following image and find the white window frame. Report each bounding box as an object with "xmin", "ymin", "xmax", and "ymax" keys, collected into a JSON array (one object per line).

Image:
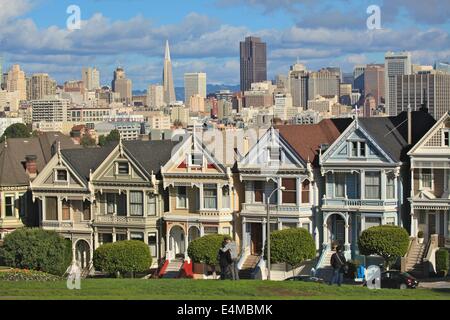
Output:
[
  {"xmin": 334, "ymin": 173, "xmax": 346, "ymax": 198},
  {"xmin": 4, "ymin": 194, "xmax": 15, "ymax": 217},
  {"xmin": 116, "ymin": 161, "xmax": 130, "ymax": 175},
  {"xmin": 442, "ymin": 129, "xmax": 450, "ymax": 147},
  {"xmin": 176, "ymin": 186, "xmax": 188, "ymax": 209},
  {"xmin": 419, "ymin": 168, "xmax": 434, "ymax": 191},
  {"xmin": 190, "ymin": 152, "xmax": 203, "ymax": 167},
  {"xmin": 55, "ymin": 169, "xmax": 68, "ymax": 182}
]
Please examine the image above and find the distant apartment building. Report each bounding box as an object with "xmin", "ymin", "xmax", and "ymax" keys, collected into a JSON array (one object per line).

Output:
[
  {"xmin": 244, "ymin": 81, "xmax": 274, "ymax": 108},
  {"xmin": 395, "ymin": 71, "xmax": 450, "ymax": 120},
  {"xmin": 289, "ymin": 63, "xmax": 308, "ymax": 109},
  {"xmin": 147, "ymin": 84, "xmax": 164, "ymax": 109},
  {"xmin": 307, "ymin": 95, "xmax": 338, "ymax": 113},
  {"xmin": 112, "ymin": 67, "xmax": 132, "ymax": 104},
  {"xmin": 240, "ymin": 36, "xmax": 267, "ymax": 92},
  {"xmin": 31, "ymin": 99, "xmax": 70, "ymax": 123},
  {"xmin": 308, "ymin": 68, "xmax": 340, "ymax": 102},
  {"xmin": 189, "ymin": 94, "xmax": 205, "ymax": 113},
  {"xmin": 95, "ymin": 121, "xmax": 141, "ymax": 141},
  {"xmin": 7, "ymin": 65, "xmax": 27, "ymax": 101},
  {"xmin": 27, "ymin": 73, "xmax": 57, "ymax": 101},
  {"xmin": 82, "ymin": 67, "xmax": 100, "ymax": 91},
  {"xmin": 385, "ymin": 51, "xmax": 412, "ymax": 115},
  {"xmin": 184, "ymin": 73, "xmax": 206, "ymax": 107},
  {"xmin": 364, "ymin": 64, "xmax": 385, "ymax": 107}
]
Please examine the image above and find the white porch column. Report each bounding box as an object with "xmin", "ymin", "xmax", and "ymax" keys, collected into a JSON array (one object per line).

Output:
[
  {"xmin": 277, "ymin": 177, "xmax": 282, "ymax": 205},
  {"xmin": 262, "ymin": 219, "xmax": 267, "ymax": 253},
  {"xmin": 57, "ymin": 196, "xmax": 62, "ymax": 221},
  {"xmin": 381, "ymin": 170, "xmax": 387, "ymax": 200},
  {"xmin": 184, "ymin": 226, "xmax": 188, "ymax": 260},
  {"xmin": 94, "ymin": 230, "xmax": 99, "ymax": 250},
  {"xmin": 360, "ymin": 170, "xmax": 365, "ymax": 200},
  {"xmin": 344, "ymin": 214, "xmax": 350, "ymax": 252},
  {"xmin": 199, "ymin": 183, "xmax": 204, "ymax": 210},
  {"xmin": 112, "ymin": 227, "xmax": 117, "ymax": 243},
  {"xmin": 241, "ymin": 218, "xmax": 246, "ymax": 250},
  {"xmin": 166, "ymin": 225, "xmax": 171, "ymax": 259},
  {"xmin": 323, "ymin": 222, "xmax": 328, "ymax": 247},
  {"xmin": 126, "ymin": 190, "xmax": 130, "ymax": 217},
  {"xmin": 217, "ymin": 183, "xmax": 222, "ymax": 210},
  {"xmin": 296, "ymin": 178, "xmax": 301, "ymax": 205},
  {"xmin": 410, "ymin": 207, "xmax": 416, "ymax": 236},
  {"xmin": 278, "ymin": 220, "xmax": 282, "ymax": 231},
  {"xmin": 14, "ymin": 192, "xmax": 19, "ymax": 218}
]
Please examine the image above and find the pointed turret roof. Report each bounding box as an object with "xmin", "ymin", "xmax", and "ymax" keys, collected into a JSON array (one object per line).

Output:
[{"xmin": 165, "ymin": 40, "xmax": 171, "ymax": 61}]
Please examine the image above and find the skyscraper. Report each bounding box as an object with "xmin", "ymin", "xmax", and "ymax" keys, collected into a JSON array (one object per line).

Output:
[
  {"xmin": 353, "ymin": 65, "xmax": 366, "ymax": 95},
  {"xmin": 288, "ymin": 63, "xmax": 309, "ymax": 108},
  {"xmin": 7, "ymin": 64, "xmax": 27, "ymax": 101},
  {"xmin": 385, "ymin": 51, "xmax": 412, "ymax": 115},
  {"xmin": 27, "ymin": 73, "xmax": 57, "ymax": 100},
  {"xmin": 162, "ymin": 40, "xmax": 176, "ymax": 105},
  {"xmin": 240, "ymin": 36, "xmax": 267, "ymax": 92},
  {"xmin": 364, "ymin": 64, "xmax": 385, "ymax": 107},
  {"xmin": 112, "ymin": 67, "xmax": 132, "ymax": 104},
  {"xmin": 82, "ymin": 67, "xmax": 100, "ymax": 91},
  {"xmin": 307, "ymin": 68, "xmax": 340, "ymax": 101},
  {"xmin": 184, "ymin": 72, "xmax": 206, "ymax": 108},
  {"xmin": 395, "ymin": 71, "xmax": 450, "ymax": 120},
  {"xmin": 147, "ymin": 84, "xmax": 164, "ymax": 109}
]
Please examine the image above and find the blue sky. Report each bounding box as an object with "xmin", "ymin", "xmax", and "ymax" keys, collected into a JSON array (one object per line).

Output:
[{"xmin": 1, "ymin": 0, "xmax": 450, "ymax": 89}]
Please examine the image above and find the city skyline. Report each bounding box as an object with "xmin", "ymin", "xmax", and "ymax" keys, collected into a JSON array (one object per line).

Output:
[{"xmin": 1, "ymin": 0, "xmax": 450, "ymax": 89}]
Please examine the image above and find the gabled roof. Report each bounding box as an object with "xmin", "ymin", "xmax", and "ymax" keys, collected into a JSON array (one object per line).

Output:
[
  {"xmin": 408, "ymin": 112, "xmax": 450, "ymax": 155},
  {"xmin": 0, "ymin": 133, "xmax": 80, "ymax": 187},
  {"xmin": 275, "ymin": 118, "xmax": 353, "ymax": 167},
  {"xmin": 61, "ymin": 140, "xmax": 181, "ymax": 181},
  {"xmin": 358, "ymin": 110, "xmax": 436, "ymax": 162}
]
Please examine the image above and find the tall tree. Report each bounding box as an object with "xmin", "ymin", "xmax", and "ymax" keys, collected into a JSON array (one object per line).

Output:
[{"xmin": 0, "ymin": 123, "xmax": 31, "ymax": 142}]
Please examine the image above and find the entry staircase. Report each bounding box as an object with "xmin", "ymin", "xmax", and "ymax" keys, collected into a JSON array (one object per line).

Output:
[
  {"xmin": 238, "ymin": 255, "xmax": 260, "ymax": 279},
  {"xmin": 315, "ymin": 246, "xmax": 334, "ymax": 282},
  {"xmin": 162, "ymin": 260, "xmax": 183, "ymax": 278},
  {"xmin": 405, "ymin": 238, "xmax": 427, "ymax": 277}
]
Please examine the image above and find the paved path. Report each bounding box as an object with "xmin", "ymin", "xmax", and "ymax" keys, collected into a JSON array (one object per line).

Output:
[{"xmin": 419, "ymin": 280, "xmax": 450, "ymax": 289}]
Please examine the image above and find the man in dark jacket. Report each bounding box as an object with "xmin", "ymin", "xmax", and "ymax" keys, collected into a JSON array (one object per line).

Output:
[
  {"xmin": 330, "ymin": 246, "xmax": 347, "ymax": 286},
  {"xmin": 218, "ymin": 241, "xmax": 233, "ymax": 280}
]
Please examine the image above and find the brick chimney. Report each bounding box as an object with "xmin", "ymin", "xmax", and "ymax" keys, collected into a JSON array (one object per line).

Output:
[{"xmin": 25, "ymin": 155, "xmax": 38, "ymax": 178}]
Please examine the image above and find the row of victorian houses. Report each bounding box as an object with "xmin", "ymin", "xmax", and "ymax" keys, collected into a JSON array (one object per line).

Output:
[{"xmin": 0, "ymin": 108, "xmax": 449, "ymax": 276}]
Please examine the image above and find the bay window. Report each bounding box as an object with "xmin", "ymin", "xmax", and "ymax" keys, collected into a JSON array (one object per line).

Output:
[
  {"xmin": 147, "ymin": 194, "xmax": 157, "ymax": 216},
  {"xmin": 282, "ymin": 178, "xmax": 297, "ymax": 204},
  {"xmin": 365, "ymin": 172, "xmax": 381, "ymax": 199},
  {"xmin": 301, "ymin": 180, "xmax": 310, "ymax": 203},
  {"xmin": 204, "ymin": 184, "xmax": 217, "ymax": 209},
  {"xmin": 222, "ymin": 186, "xmax": 230, "ymax": 209},
  {"xmin": 130, "ymin": 191, "xmax": 143, "ymax": 216},
  {"xmin": 176, "ymin": 186, "xmax": 187, "ymax": 208},
  {"xmin": 254, "ymin": 181, "xmax": 264, "ymax": 203},
  {"xmin": 45, "ymin": 197, "xmax": 58, "ymax": 221}
]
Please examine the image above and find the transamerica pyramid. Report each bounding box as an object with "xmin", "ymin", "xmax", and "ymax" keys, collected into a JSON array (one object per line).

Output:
[{"xmin": 162, "ymin": 40, "xmax": 176, "ymax": 105}]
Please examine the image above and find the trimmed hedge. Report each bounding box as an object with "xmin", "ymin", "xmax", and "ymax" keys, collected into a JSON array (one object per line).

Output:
[
  {"xmin": 0, "ymin": 228, "xmax": 72, "ymax": 276},
  {"xmin": 264, "ymin": 228, "xmax": 316, "ymax": 268},
  {"xmin": 358, "ymin": 225, "xmax": 409, "ymax": 267},
  {"xmin": 93, "ymin": 240, "xmax": 152, "ymax": 276},
  {"xmin": 436, "ymin": 249, "xmax": 449, "ymax": 275},
  {"xmin": 0, "ymin": 269, "xmax": 62, "ymax": 281},
  {"xmin": 187, "ymin": 234, "xmax": 227, "ymax": 266}
]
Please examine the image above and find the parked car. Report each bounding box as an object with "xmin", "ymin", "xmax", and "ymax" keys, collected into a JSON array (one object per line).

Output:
[
  {"xmin": 284, "ymin": 275, "xmax": 324, "ymax": 283},
  {"xmin": 364, "ymin": 270, "xmax": 418, "ymax": 289}
]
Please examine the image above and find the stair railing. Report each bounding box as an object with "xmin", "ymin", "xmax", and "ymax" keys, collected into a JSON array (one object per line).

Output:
[
  {"xmin": 401, "ymin": 237, "xmax": 415, "ymax": 272},
  {"xmin": 315, "ymin": 243, "xmax": 330, "ymax": 271}
]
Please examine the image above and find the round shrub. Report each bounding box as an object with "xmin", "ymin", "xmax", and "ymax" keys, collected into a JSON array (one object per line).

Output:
[
  {"xmin": 187, "ymin": 234, "xmax": 227, "ymax": 266},
  {"xmin": 436, "ymin": 249, "xmax": 449, "ymax": 276},
  {"xmin": 0, "ymin": 228, "xmax": 72, "ymax": 276},
  {"xmin": 264, "ymin": 228, "xmax": 316, "ymax": 268},
  {"xmin": 93, "ymin": 240, "xmax": 152, "ymax": 277},
  {"xmin": 358, "ymin": 225, "xmax": 409, "ymax": 268}
]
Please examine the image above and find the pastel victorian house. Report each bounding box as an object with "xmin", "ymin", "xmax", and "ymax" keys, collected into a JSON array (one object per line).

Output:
[
  {"xmin": 0, "ymin": 133, "xmax": 80, "ymax": 239},
  {"xmin": 161, "ymin": 134, "xmax": 236, "ymax": 262},
  {"xmin": 318, "ymin": 110, "xmax": 435, "ymax": 263},
  {"xmin": 236, "ymin": 119, "xmax": 351, "ymax": 269},
  {"xmin": 408, "ymin": 112, "xmax": 450, "ymax": 250},
  {"xmin": 31, "ymin": 140, "xmax": 177, "ymax": 269}
]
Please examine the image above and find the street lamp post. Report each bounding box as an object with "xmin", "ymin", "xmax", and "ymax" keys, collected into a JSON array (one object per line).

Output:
[{"xmin": 266, "ymin": 186, "xmax": 285, "ymax": 281}]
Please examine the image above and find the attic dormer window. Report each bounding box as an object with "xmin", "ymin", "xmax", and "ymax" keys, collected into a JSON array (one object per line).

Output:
[
  {"xmin": 191, "ymin": 153, "xmax": 203, "ymax": 166},
  {"xmin": 443, "ymin": 130, "xmax": 450, "ymax": 147},
  {"xmin": 117, "ymin": 162, "xmax": 129, "ymax": 175},
  {"xmin": 56, "ymin": 169, "xmax": 68, "ymax": 182}
]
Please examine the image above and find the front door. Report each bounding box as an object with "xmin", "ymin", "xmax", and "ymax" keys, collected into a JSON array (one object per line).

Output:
[
  {"xmin": 336, "ymin": 219, "xmax": 345, "ymax": 244},
  {"xmin": 250, "ymin": 223, "xmax": 263, "ymax": 255},
  {"xmin": 428, "ymin": 213, "xmax": 436, "ymax": 236}
]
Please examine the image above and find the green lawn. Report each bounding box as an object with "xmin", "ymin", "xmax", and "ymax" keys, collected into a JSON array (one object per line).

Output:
[{"xmin": 0, "ymin": 279, "xmax": 449, "ymax": 300}]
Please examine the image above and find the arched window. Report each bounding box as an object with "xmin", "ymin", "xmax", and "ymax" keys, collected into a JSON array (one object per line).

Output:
[{"xmin": 302, "ymin": 180, "xmax": 310, "ymax": 204}]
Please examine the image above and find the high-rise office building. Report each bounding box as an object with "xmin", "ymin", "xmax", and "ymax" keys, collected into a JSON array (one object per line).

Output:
[
  {"xmin": 7, "ymin": 64, "xmax": 27, "ymax": 101},
  {"xmin": 27, "ymin": 73, "xmax": 57, "ymax": 100},
  {"xmin": 288, "ymin": 63, "xmax": 309, "ymax": 109},
  {"xmin": 82, "ymin": 67, "xmax": 100, "ymax": 91},
  {"xmin": 240, "ymin": 36, "xmax": 267, "ymax": 92},
  {"xmin": 364, "ymin": 64, "xmax": 385, "ymax": 107},
  {"xmin": 112, "ymin": 67, "xmax": 132, "ymax": 104},
  {"xmin": 147, "ymin": 84, "xmax": 164, "ymax": 109},
  {"xmin": 184, "ymin": 72, "xmax": 206, "ymax": 107},
  {"xmin": 385, "ymin": 51, "xmax": 412, "ymax": 115},
  {"xmin": 435, "ymin": 61, "xmax": 450, "ymax": 74},
  {"xmin": 395, "ymin": 71, "xmax": 450, "ymax": 120},
  {"xmin": 308, "ymin": 68, "xmax": 340, "ymax": 101},
  {"xmin": 162, "ymin": 40, "xmax": 176, "ymax": 105},
  {"xmin": 353, "ymin": 65, "xmax": 366, "ymax": 95}
]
